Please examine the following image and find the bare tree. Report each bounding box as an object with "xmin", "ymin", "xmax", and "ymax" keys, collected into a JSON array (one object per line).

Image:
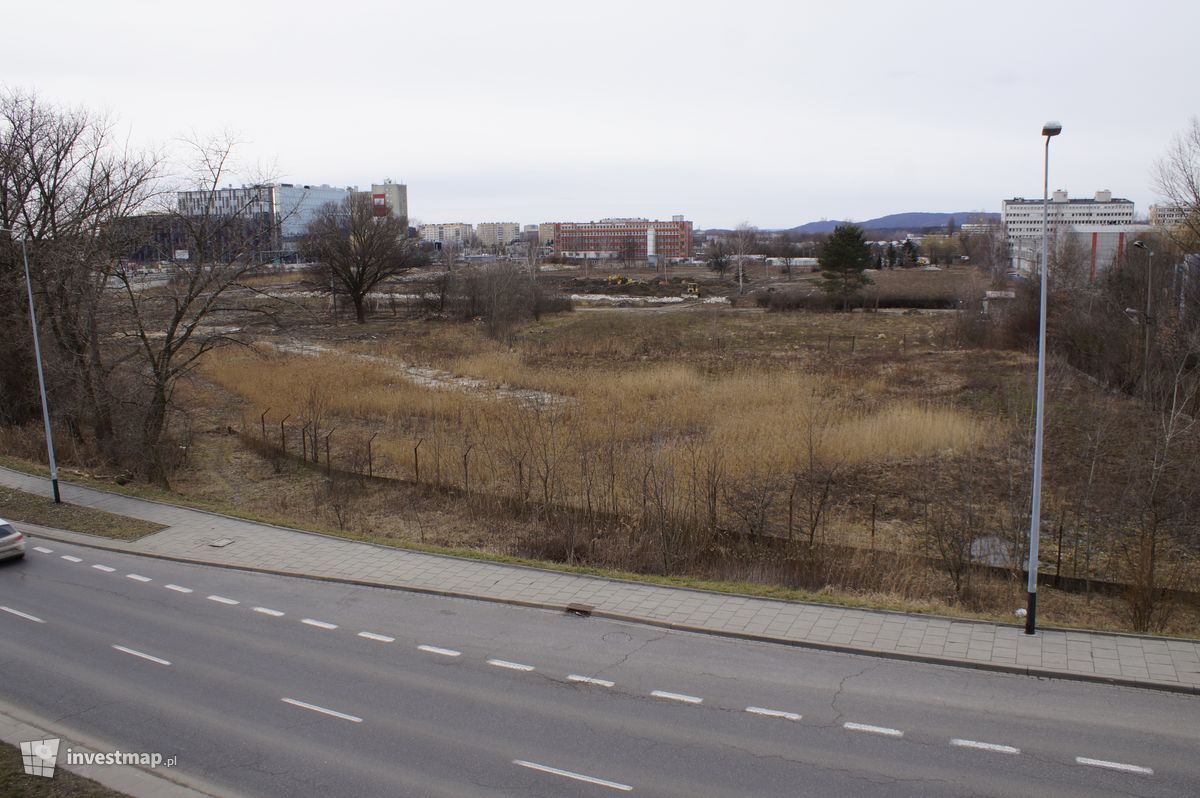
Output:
[
  {"xmin": 706, "ymin": 239, "xmax": 730, "ymax": 276},
  {"xmin": 110, "ymin": 136, "xmax": 286, "ymax": 483},
  {"xmin": 1154, "ymin": 117, "xmax": 1200, "ymax": 251},
  {"xmin": 1, "ymin": 89, "xmax": 160, "ymax": 448},
  {"xmin": 960, "ymin": 224, "xmax": 1009, "ymax": 281},
  {"xmin": 730, "ymin": 223, "xmax": 759, "ymax": 294},
  {"xmin": 301, "ymin": 194, "xmax": 422, "ymax": 324}
]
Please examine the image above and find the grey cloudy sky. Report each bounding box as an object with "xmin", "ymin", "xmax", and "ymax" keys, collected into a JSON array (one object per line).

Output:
[{"xmin": 8, "ymin": 0, "xmax": 1199, "ymax": 229}]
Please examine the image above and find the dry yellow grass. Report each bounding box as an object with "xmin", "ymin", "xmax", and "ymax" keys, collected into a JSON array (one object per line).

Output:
[{"xmin": 202, "ymin": 338, "xmax": 990, "ymax": 541}]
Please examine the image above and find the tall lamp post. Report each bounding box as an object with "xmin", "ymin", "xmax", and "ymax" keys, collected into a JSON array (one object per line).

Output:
[
  {"xmin": 1132, "ymin": 239, "xmax": 1154, "ymax": 395},
  {"xmin": 1, "ymin": 228, "xmax": 61, "ymax": 503},
  {"xmin": 1026, "ymin": 121, "xmax": 1062, "ymax": 635}
]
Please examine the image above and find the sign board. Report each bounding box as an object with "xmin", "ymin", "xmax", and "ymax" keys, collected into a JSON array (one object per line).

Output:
[
  {"xmin": 372, "ymin": 194, "xmax": 388, "ymax": 217},
  {"xmin": 173, "ymin": 249, "xmax": 189, "ymax": 261}
]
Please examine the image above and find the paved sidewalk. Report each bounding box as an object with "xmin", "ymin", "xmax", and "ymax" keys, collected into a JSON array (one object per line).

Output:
[{"xmin": 3, "ymin": 466, "xmax": 1198, "ymax": 693}]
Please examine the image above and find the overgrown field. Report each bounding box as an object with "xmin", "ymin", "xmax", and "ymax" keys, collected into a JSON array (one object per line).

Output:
[{"xmin": 178, "ymin": 301, "xmax": 1199, "ymax": 635}]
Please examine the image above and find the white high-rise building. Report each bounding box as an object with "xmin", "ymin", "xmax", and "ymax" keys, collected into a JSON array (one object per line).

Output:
[
  {"xmin": 475, "ymin": 222, "xmax": 521, "ymax": 247},
  {"xmin": 1002, "ymin": 190, "xmax": 1135, "ymax": 238},
  {"xmin": 418, "ymin": 223, "xmax": 474, "ymax": 247},
  {"xmin": 1002, "ymin": 190, "xmax": 1142, "ymax": 278}
]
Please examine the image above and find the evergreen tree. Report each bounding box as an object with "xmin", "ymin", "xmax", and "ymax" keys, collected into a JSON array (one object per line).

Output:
[{"xmin": 817, "ymin": 224, "xmax": 873, "ymax": 309}]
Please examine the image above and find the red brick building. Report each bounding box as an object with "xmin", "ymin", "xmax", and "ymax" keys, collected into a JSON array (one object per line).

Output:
[{"xmin": 553, "ymin": 216, "xmax": 693, "ymax": 261}]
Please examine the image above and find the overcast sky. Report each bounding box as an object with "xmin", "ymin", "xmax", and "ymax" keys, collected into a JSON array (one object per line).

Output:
[{"xmin": 7, "ymin": 0, "xmax": 1199, "ymax": 229}]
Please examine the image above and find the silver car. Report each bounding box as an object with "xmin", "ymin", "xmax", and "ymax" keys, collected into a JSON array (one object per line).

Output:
[{"xmin": 0, "ymin": 519, "xmax": 26, "ymax": 561}]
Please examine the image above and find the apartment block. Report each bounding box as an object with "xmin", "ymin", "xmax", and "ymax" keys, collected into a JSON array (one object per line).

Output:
[
  {"xmin": 475, "ymin": 222, "xmax": 521, "ymax": 247},
  {"xmin": 418, "ymin": 223, "xmax": 474, "ymax": 247},
  {"xmin": 369, "ymin": 181, "xmax": 408, "ymax": 221}
]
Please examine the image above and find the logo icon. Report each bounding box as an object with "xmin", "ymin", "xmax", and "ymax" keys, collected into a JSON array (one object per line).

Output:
[{"xmin": 20, "ymin": 738, "xmax": 60, "ymax": 778}]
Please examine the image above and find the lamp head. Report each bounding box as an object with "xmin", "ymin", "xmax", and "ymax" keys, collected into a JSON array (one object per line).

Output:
[
  {"xmin": 1132, "ymin": 240, "xmax": 1147, "ymax": 250},
  {"xmin": 1042, "ymin": 121, "xmax": 1063, "ymax": 137}
]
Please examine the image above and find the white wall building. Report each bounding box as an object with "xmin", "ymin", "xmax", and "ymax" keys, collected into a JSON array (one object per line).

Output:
[
  {"xmin": 1002, "ymin": 190, "xmax": 1140, "ymax": 277},
  {"xmin": 1149, "ymin": 203, "xmax": 1190, "ymax": 230},
  {"xmin": 418, "ymin": 223, "xmax": 474, "ymax": 247},
  {"xmin": 475, "ymin": 222, "xmax": 521, "ymax": 247}
]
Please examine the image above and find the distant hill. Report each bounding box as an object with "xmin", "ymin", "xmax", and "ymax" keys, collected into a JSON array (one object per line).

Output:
[{"xmin": 786, "ymin": 211, "xmax": 999, "ymax": 235}]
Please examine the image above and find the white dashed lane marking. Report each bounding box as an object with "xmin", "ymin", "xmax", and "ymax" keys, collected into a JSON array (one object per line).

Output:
[
  {"xmin": 746, "ymin": 706, "xmax": 801, "ymax": 721},
  {"xmin": 61, "ymin": 555, "xmax": 82, "ymax": 563},
  {"xmin": 513, "ymin": 760, "xmax": 632, "ymax": 792},
  {"xmin": 951, "ymin": 739, "xmax": 1020, "ymax": 755},
  {"xmin": 281, "ymin": 697, "xmax": 363, "ymax": 723},
  {"xmin": 844, "ymin": 722, "xmax": 904, "ymax": 737},
  {"xmin": 301, "ymin": 619, "xmax": 338, "ymax": 630},
  {"xmin": 112, "ymin": 645, "xmax": 171, "ymax": 666},
  {"xmin": 1075, "ymin": 757, "xmax": 1154, "ymax": 775},
  {"xmin": 91, "ymin": 564, "xmax": 116, "ymax": 572},
  {"xmin": 126, "ymin": 574, "xmax": 152, "ymax": 582},
  {"xmin": 567, "ymin": 675, "xmax": 615, "ymax": 688},
  {"xmin": 418, "ymin": 645, "xmax": 461, "ymax": 657},
  {"xmin": 357, "ymin": 631, "xmax": 394, "ymax": 642},
  {"xmin": 164, "ymin": 584, "xmax": 193, "ymax": 594},
  {"xmin": 1, "ymin": 605, "xmax": 46, "ymax": 624},
  {"xmin": 206, "ymin": 595, "xmax": 240, "ymax": 605},
  {"xmin": 33, "ymin": 546, "xmax": 53, "ymax": 554},
  {"xmin": 488, "ymin": 659, "xmax": 535, "ymax": 672},
  {"xmin": 651, "ymin": 690, "xmax": 703, "ymax": 704},
  {"xmin": 253, "ymin": 607, "xmax": 285, "ymax": 617}
]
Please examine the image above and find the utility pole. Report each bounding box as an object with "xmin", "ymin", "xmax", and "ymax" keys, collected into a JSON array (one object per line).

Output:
[
  {"xmin": 2, "ymin": 228, "xmax": 61, "ymax": 503},
  {"xmin": 1133, "ymin": 240, "xmax": 1154, "ymax": 396},
  {"xmin": 1026, "ymin": 121, "xmax": 1062, "ymax": 635}
]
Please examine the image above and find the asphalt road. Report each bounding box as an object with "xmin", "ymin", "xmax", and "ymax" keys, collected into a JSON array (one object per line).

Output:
[{"xmin": 1, "ymin": 536, "xmax": 1196, "ymax": 797}]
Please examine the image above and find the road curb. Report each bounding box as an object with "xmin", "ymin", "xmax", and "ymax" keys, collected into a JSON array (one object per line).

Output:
[
  {"xmin": 26, "ymin": 526, "xmax": 1200, "ymax": 697},
  {"xmin": 7, "ymin": 465, "xmax": 1199, "ymax": 649}
]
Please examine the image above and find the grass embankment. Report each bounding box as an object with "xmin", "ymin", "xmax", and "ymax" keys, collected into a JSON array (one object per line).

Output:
[
  {"xmin": 0, "ymin": 743, "xmax": 129, "ymax": 798},
  {"xmin": 0, "ymin": 484, "xmax": 165, "ymax": 541}
]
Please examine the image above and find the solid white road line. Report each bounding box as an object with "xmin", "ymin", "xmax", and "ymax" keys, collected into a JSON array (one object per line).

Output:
[
  {"xmin": 126, "ymin": 574, "xmax": 152, "ymax": 582},
  {"xmin": 61, "ymin": 555, "xmax": 82, "ymax": 563},
  {"xmin": 164, "ymin": 584, "xmax": 193, "ymax": 593},
  {"xmin": 1, "ymin": 606, "xmax": 46, "ymax": 624},
  {"xmin": 513, "ymin": 760, "xmax": 632, "ymax": 792},
  {"xmin": 418, "ymin": 645, "xmax": 461, "ymax": 657},
  {"xmin": 844, "ymin": 722, "xmax": 904, "ymax": 737},
  {"xmin": 357, "ymin": 631, "xmax": 394, "ymax": 642},
  {"xmin": 111, "ymin": 645, "xmax": 171, "ymax": 666},
  {"xmin": 1075, "ymin": 757, "xmax": 1154, "ymax": 775},
  {"xmin": 567, "ymin": 674, "xmax": 615, "ymax": 688},
  {"xmin": 281, "ymin": 698, "xmax": 363, "ymax": 723},
  {"xmin": 91, "ymin": 564, "xmax": 116, "ymax": 572},
  {"xmin": 745, "ymin": 706, "xmax": 801, "ymax": 721},
  {"xmin": 206, "ymin": 595, "xmax": 240, "ymax": 605},
  {"xmin": 487, "ymin": 659, "xmax": 536, "ymax": 672},
  {"xmin": 253, "ymin": 607, "xmax": 285, "ymax": 617},
  {"xmin": 951, "ymin": 739, "xmax": 1020, "ymax": 755},
  {"xmin": 651, "ymin": 690, "xmax": 703, "ymax": 704},
  {"xmin": 33, "ymin": 546, "xmax": 53, "ymax": 554},
  {"xmin": 301, "ymin": 618, "xmax": 338, "ymax": 630}
]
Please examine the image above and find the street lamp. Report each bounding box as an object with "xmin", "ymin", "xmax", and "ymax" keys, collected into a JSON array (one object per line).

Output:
[
  {"xmin": 1, "ymin": 228, "xmax": 62, "ymax": 503},
  {"xmin": 1132, "ymin": 240, "xmax": 1154, "ymax": 394},
  {"xmin": 1025, "ymin": 121, "xmax": 1062, "ymax": 635}
]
